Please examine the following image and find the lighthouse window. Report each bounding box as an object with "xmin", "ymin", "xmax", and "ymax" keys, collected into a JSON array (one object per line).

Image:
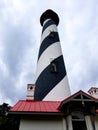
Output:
[
  {"xmin": 50, "ymin": 60, "xmax": 57, "ymax": 73},
  {"xmin": 49, "ymin": 31, "xmax": 55, "ymax": 38},
  {"xmin": 30, "ymin": 86, "xmax": 33, "ymax": 90}
]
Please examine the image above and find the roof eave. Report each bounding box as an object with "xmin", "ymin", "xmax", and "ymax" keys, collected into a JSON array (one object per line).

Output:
[
  {"xmin": 58, "ymin": 90, "xmax": 98, "ymax": 110},
  {"xmin": 9, "ymin": 111, "xmax": 64, "ymax": 116}
]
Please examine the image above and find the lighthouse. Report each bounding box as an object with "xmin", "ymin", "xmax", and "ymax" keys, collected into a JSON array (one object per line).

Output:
[
  {"xmin": 9, "ymin": 9, "xmax": 98, "ymax": 130},
  {"xmin": 34, "ymin": 9, "xmax": 71, "ymax": 101}
]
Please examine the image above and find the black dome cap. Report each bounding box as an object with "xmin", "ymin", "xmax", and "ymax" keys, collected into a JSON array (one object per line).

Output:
[{"xmin": 40, "ymin": 9, "xmax": 59, "ymax": 26}]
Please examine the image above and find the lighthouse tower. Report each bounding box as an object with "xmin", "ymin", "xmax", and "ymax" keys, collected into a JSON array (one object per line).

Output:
[{"xmin": 34, "ymin": 9, "xmax": 71, "ymax": 101}]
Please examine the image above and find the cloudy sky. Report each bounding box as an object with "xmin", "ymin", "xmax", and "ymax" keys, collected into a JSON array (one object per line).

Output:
[{"xmin": 0, "ymin": 0, "xmax": 98, "ymax": 105}]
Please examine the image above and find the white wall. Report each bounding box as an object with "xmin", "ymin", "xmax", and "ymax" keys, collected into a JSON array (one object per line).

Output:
[{"xmin": 19, "ymin": 116, "xmax": 66, "ymax": 130}]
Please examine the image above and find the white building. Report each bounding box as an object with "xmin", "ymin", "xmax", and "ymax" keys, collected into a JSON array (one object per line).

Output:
[{"xmin": 9, "ymin": 89, "xmax": 98, "ymax": 130}]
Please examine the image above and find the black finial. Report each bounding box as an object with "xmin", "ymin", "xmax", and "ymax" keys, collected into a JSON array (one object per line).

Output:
[{"xmin": 40, "ymin": 9, "xmax": 59, "ymax": 26}]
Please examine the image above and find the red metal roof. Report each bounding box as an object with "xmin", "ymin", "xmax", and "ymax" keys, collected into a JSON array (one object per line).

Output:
[
  {"xmin": 9, "ymin": 91, "xmax": 98, "ymax": 115},
  {"xmin": 10, "ymin": 100, "xmax": 61, "ymax": 114}
]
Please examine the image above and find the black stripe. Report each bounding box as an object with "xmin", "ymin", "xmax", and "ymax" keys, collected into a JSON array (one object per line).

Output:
[
  {"xmin": 34, "ymin": 55, "xmax": 66, "ymax": 101},
  {"xmin": 38, "ymin": 32, "xmax": 60, "ymax": 60},
  {"xmin": 42, "ymin": 19, "xmax": 56, "ymax": 34}
]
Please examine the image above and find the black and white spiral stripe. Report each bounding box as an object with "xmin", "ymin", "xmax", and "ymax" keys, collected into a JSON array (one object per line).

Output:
[{"xmin": 34, "ymin": 19, "xmax": 71, "ymax": 101}]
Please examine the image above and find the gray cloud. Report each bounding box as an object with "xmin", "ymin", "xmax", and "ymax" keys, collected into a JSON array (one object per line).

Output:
[
  {"xmin": 0, "ymin": 11, "xmax": 37, "ymax": 105},
  {"xmin": 3, "ymin": 25, "xmax": 31, "ymax": 75},
  {"xmin": 0, "ymin": 0, "xmax": 41, "ymax": 105}
]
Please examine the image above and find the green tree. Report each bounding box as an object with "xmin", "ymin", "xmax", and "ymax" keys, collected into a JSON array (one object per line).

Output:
[{"xmin": 0, "ymin": 103, "xmax": 19, "ymax": 130}]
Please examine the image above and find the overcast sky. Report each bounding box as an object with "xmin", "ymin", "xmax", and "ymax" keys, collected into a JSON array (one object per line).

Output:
[{"xmin": 0, "ymin": 0, "xmax": 98, "ymax": 105}]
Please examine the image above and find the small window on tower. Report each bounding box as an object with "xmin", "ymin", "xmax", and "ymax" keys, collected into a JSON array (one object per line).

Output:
[
  {"xmin": 50, "ymin": 59, "xmax": 58, "ymax": 73},
  {"xmin": 49, "ymin": 31, "xmax": 55, "ymax": 38}
]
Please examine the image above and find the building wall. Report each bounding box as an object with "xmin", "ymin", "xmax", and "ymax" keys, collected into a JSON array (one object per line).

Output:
[
  {"xmin": 91, "ymin": 93, "xmax": 98, "ymax": 99},
  {"xmin": 19, "ymin": 116, "xmax": 66, "ymax": 130}
]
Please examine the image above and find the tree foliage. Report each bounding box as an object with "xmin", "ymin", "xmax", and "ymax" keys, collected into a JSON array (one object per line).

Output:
[{"xmin": 0, "ymin": 103, "xmax": 19, "ymax": 130}]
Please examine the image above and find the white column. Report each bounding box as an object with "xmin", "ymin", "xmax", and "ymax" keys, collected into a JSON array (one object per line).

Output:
[
  {"xmin": 94, "ymin": 116, "xmax": 98, "ymax": 130},
  {"xmin": 62, "ymin": 118, "xmax": 67, "ymax": 130},
  {"xmin": 85, "ymin": 115, "xmax": 94, "ymax": 130},
  {"xmin": 66, "ymin": 115, "xmax": 73, "ymax": 130}
]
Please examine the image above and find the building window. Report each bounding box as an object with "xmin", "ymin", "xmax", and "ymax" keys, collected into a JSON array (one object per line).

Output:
[{"xmin": 71, "ymin": 111, "xmax": 87, "ymax": 130}]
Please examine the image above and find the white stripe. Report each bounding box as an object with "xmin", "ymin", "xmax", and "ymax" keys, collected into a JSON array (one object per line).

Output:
[
  {"xmin": 36, "ymin": 42, "xmax": 62, "ymax": 79},
  {"xmin": 41, "ymin": 24, "xmax": 57, "ymax": 43},
  {"xmin": 43, "ymin": 76, "xmax": 71, "ymax": 101},
  {"xmin": 43, "ymin": 19, "xmax": 50, "ymax": 26}
]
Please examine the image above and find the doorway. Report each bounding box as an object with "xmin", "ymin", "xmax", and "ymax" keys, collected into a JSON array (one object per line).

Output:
[{"xmin": 72, "ymin": 120, "xmax": 87, "ymax": 130}]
